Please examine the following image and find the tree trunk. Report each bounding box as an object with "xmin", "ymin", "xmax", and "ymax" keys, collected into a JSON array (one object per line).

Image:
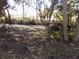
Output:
[
  {"xmin": 5, "ymin": 8, "xmax": 11, "ymax": 24},
  {"xmin": 74, "ymin": 11, "xmax": 79, "ymax": 42},
  {"xmin": 63, "ymin": 0, "xmax": 68, "ymax": 40},
  {"xmin": 22, "ymin": 2, "xmax": 24, "ymax": 20}
]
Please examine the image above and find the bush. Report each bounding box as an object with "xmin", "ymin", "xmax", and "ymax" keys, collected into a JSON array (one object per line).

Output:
[{"xmin": 46, "ymin": 21, "xmax": 75, "ymax": 42}]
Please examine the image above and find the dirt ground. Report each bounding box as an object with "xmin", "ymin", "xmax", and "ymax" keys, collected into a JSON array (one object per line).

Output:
[{"xmin": 0, "ymin": 24, "xmax": 79, "ymax": 59}]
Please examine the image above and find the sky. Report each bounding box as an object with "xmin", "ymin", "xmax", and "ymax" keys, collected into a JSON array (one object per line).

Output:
[
  {"xmin": 7, "ymin": 0, "xmax": 51, "ymax": 18},
  {"xmin": 8, "ymin": 0, "xmax": 36, "ymax": 18}
]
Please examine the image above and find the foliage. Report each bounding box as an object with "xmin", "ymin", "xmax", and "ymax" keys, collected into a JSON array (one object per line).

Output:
[
  {"xmin": 0, "ymin": 0, "xmax": 8, "ymax": 17},
  {"xmin": 46, "ymin": 20, "xmax": 75, "ymax": 42}
]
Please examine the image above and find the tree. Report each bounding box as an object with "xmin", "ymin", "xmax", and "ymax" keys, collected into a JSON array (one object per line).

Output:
[
  {"xmin": 0, "ymin": 0, "xmax": 12, "ymax": 24},
  {"xmin": 14, "ymin": 0, "xmax": 27, "ymax": 20},
  {"xmin": 36, "ymin": 0, "xmax": 45, "ymax": 24},
  {"xmin": 48, "ymin": 0, "xmax": 58, "ymax": 22},
  {"xmin": 0, "ymin": 0, "xmax": 8, "ymax": 16},
  {"xmin": 63, "ymin": 0, "xmax": 68, "ymax": 41},
  {"xmin": 73, "ymin": 0, "xmax": 79, "ymax": 42},
  {"xmin": 0, "ymin": 0, "xmax": 8, "ymax": 10},
  {"xmin": 36, "ymin": 0, "xmax": 59, "ymax": 23}
]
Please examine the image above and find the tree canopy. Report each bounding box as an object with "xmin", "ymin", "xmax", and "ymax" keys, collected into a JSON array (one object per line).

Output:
[{"xmin": 0, "ymin": 0, "xmax": 8, "ymax": 10}]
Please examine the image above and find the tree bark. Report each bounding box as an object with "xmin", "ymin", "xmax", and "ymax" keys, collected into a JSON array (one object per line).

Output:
[
  {"xmin": 22, "ymin": 2, "xmax": 24, "ymax": 20},
  {"xmin": 74, "ymin": 11, "xmax": 79, "ymax": 42},
  {"xmin": 6, "ymin": 8, "xmax": 11, "ymax": 24},
  {"xmin": 63, "ymin": 0, "xmax": 68, "ymax": 40}
]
